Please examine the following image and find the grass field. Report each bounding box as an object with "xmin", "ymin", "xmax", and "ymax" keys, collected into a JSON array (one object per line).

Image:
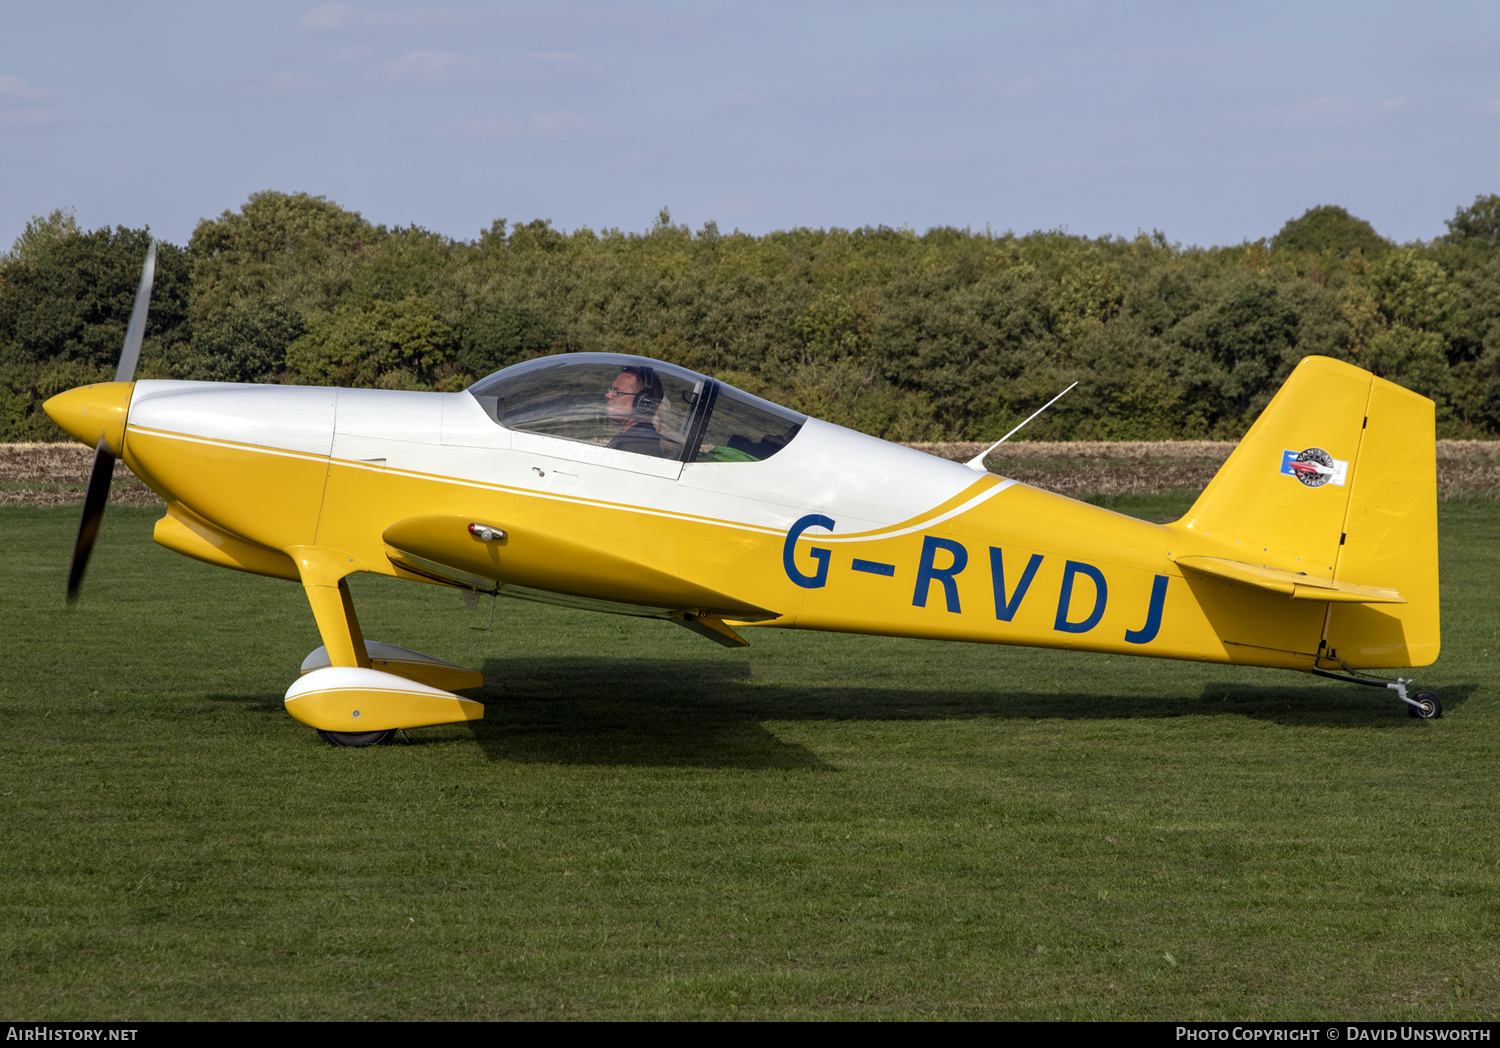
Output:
[{"xmin": 1, "ymin": 497, "xmax": 1497, "ymax": 1020}]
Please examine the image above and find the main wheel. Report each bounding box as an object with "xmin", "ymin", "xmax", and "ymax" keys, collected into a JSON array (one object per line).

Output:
[
  {"xmin": 1407, "ymin": 691, "xmax": 1442, "ymax": 719},
  {"xmin": 318, "ymin": 729, "xmax": 397, "ymax": 747}
]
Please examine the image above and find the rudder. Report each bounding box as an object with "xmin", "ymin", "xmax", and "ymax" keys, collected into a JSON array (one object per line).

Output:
[{"xmin": 1325, "ymin": 378, "xmax": 1439, "ymax": 668}]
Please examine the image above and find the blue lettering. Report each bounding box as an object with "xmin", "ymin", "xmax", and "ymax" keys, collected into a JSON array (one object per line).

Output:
[
  {"xmin": 783, "ymin": 514, "xmax": 835, "ymax": 589},
  {"xmin": 1124, "ymin": 575, "xmax": 1169, "ymax": 644},
  {"xmin": 989, "ymin": 548, "xmax": 1043, "ymax": 622},
  {"xmin": 912, "ymin": 536, "xmax": 968, "ymax": 612},
  {"xmin": 1054, "ymin": 560, "xmax": 1107, "ymax": 633}
]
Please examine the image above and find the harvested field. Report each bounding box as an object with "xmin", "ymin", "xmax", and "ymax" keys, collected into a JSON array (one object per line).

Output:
[
  {"xmin": 0, "ymin": 443, "xmax": 162, "ymax": 508},
  {"xmin": 914, "ymin": 440, "xmax": 1500, "ymax": 499},
  {"xmin": 3, "ymin": 441, "xmax": 1497, "ymax": 508},
  {"xmin": 914, "ymin": 441, "xmax": 1237, "ymax": 497}
]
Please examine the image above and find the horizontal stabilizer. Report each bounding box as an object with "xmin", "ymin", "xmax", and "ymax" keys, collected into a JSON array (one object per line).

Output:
[{"xmin": 1174, "ymin": 556, "xmax": 1405, "ymax": 604}]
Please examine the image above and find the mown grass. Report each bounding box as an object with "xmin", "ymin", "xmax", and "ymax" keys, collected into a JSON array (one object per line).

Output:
[{"xmin": 0, "ymin": 498, "xmax": 1496, "ymax": 1020}]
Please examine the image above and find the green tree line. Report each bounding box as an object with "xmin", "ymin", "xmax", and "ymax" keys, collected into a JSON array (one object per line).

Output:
[{"xmin": 3, "ymin": 192, "xmax": 1499, "ymax": 442}]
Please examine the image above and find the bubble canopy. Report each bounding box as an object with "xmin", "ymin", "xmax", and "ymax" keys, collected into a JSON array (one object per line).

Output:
[{"xmin": 467, "ymin": 353, "xmax": 806, "ymax": 464}]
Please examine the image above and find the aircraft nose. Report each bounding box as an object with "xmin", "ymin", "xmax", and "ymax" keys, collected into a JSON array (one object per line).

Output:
[{"xmin": 44, "ymin": 381, "xmax": 134, "ymax": 455}]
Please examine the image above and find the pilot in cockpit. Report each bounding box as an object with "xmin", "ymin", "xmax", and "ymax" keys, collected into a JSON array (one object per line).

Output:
[{"xmin": 604, "ymin": 365, "xmax": 672, "ymax": 458}]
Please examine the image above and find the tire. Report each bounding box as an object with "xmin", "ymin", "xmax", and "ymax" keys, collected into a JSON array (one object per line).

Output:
[
  {"xmin": 1407, "ymin": 691, "xmax": 1442, "ymax": 720},
  {"xmin": 318, "ymin": 729, "xmax": 397, "ymax": 747}
]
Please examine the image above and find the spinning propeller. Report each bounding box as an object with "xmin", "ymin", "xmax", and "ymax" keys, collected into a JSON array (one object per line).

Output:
[{"xmin": 66, "ymin": 241, "xmax": 156, "ymax": 602}]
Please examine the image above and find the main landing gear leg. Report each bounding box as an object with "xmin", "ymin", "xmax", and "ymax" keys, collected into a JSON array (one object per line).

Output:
[
  {"xmin": 1308, "ymin": 666, "xmax": 1442, "ymax": 719},
  {"xmin": 287, "ymin": 547, "xmax": 395, "ymax": 748},
  {"xmin": 282, "ymin": 546, "xmax": 484, "ymax": 746}
]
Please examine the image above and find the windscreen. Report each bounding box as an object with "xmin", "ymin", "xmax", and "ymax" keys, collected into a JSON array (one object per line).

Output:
[{"xmin": 693, "ymin": 384, "xmax": 805, "ymax": 463}]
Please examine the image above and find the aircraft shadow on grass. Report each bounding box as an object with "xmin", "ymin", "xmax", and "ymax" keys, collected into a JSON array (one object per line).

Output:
[
  {"xmin": 444, "ymin": 656, "xmax": 1476, "ymax": 769},
  {"xmin": 205, "ymin": 658, "xmax": 1473, "ymax": 770}
]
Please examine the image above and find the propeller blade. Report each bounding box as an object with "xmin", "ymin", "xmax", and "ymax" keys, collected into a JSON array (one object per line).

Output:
[
  {"xmin": 67, "ymin": 438, "xmax": 116, "ymax": 602},
  {"xmin": 67, "ymin": 240, "xmax": 155, "ymax": 602},
  {"xmin": 114, "ymin": 240, "xmax": 157, "ymax": 383}
]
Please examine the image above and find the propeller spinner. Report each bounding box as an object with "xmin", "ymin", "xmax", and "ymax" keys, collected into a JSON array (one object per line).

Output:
[{"xmin": 63, "ymin": 241, "xmax": 156, "ymax": 602}]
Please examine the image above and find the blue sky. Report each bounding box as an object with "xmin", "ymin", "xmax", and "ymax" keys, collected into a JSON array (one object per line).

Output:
[{"xmin": 3, "ymin": 1, "xmax": 1498, "ymax": 249}]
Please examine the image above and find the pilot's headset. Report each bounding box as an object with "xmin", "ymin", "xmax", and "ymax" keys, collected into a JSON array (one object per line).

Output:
[{"xmin": 625, "ymin": 366, "xmax": 663, "ymax": 420}]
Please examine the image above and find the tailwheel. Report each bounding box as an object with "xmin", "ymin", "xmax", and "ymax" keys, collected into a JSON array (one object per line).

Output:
[
  {"xmin": 1407, "ymin": 691, "xmax": 1442, "ymax": 720},
  {"xmin": 1310, "ymin": 669, "xmax": 1447, "ymax": 720},
  {"xmin": 318, "ymin": 729, "xmax": 397, "ymax": 748}
]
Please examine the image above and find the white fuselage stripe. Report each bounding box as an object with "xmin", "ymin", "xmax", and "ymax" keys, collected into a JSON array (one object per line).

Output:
[{"xmin": 810, "ymin": 479, "xmax": 1018, "ymax": 544}]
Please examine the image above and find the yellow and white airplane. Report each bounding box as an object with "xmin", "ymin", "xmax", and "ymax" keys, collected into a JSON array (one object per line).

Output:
[{"xmin": 45, "ymin": 245, "xmax": 1442, "ymax": 746}]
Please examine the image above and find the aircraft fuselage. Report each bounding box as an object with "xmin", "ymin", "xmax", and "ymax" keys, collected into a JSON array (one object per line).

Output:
[{"xmin": 112, "ymin": 379, "xmax": 1360, "ymax": 671}]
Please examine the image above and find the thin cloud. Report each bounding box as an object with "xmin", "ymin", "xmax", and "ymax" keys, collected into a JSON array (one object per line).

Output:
[
  {"xmin": 437, "ymin": 109, "xmax": 599, "ymax": 140},
  {"xmin": 327, "ymin": 43, "xmax": 383, "ymax": 64},
  {"xmin": 302, "ymin": 2, "xmax": 357, "ymax": 31},
  {"xmin": 437, "ymin": 114, "xmax": 521, "ymax": 136},
  {"xmin": 0, "ymin": 74, "xmax": 59, "ymax": 125},
  {"xmin": 300, "ymin": 2, "xmax": 637, "ymax": 34},
  {"xmin": 0, "ymin": 75, "xmax": 54, "ymax": 101},
  {"xmin": 530, "ymin": 110, "xmax": 595, "ymax": 140},
  {"xmin": 516, "ymin": 51, "xmax": 602, "ymax": 76},
  {"xmin": 301, "ymin": 1, "xmax": 486, "ymax": 33},
  {"xmin": 320, "ymin": 41, "xmax": 598, "ymax": 81},
  {"xmin": 1477, "ymin": 99, "xmax": 1500, "ymax": 116},
  {"xmin": 1269, "ymin": 95, "xmax": 1410, "ymax": 129},
  {"xmin": 384, "ymin": 49, "xmax": 487, "ymax": 84}
]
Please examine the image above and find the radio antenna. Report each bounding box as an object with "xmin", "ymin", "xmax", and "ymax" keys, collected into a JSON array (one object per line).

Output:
[{"xmin": 964, "ymin": 381, "xmax": 1078, "ymax": 472}]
